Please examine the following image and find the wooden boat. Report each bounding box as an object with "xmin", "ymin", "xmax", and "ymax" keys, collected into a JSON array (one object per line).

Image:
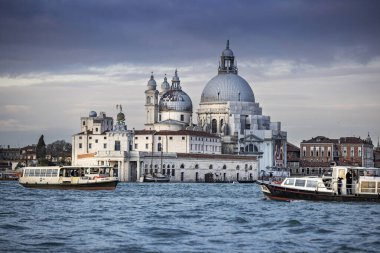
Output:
[
  {"xmin": 19, "ymin": 166, "xmax": 118, "ymax": 190},
  {"xmin": 141, "ymin": 173, "xmax": 170, "ymax": 183},
  {"xmin": 258, "ymin": 166, "xmax": 380, "ymax": 202}
]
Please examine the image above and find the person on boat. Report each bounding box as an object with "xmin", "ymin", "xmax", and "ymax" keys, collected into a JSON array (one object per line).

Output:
[
  {"xmin": 346, "ymin": 170, "xmax": 353, "ymax": 195},
  {"xmin": 337, "ymin": 177, "xmax": 342, "ymax": 195}
]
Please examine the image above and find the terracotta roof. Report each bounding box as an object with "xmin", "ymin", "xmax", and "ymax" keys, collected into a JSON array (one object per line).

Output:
[
  {"xmin": 300, "ymin": 160, "xmax": 331, "ymax": 167},
  {"xmin": 177, "ymin": 153, "xmax": 257, "ymax": 161},
  {"xmin": 339, "ymin": 137, "xmax": 366, "ymax": 144},
  {"xmin": 302, "ymin": 136, "xmax": 338, "ymax": 144},
  {"xmin": 287, "ymin": 142, "xmax": 300, "ymax": 152}
]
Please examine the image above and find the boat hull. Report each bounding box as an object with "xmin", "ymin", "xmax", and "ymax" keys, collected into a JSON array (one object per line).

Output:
[
  {"xmin": 259, "ymin": 182, "xmax": 380, "ymax": 202},
  {"xmin": 19, "ymin": 180, "xmax": 118, "ymax": 190}
]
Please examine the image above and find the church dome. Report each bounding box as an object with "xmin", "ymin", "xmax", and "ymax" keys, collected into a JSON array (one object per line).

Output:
[
  {"xmin": 200, "ymin": 73, "xmax": 255, "ymax": 103},
  {"xmin": 222, "ymin": 48, "xmax": 234, "ymax": 57},
  {"xmin": 161, "ymin": 76, "xmax": 170, "ymax": 93},
  {"xmin": 89, "ymin": 111, "xmax": 97, "ymax": 117},
  {"xmin": 159, "ymin": 90, "xmax": 193, "ymax": 112},
  {"xmin": 147, "ymin": 73, "xmax": 157, "ymax": 90},
  {"xmin": 117, "ymin": 112, "xmax": 125, "ymax": 122}
]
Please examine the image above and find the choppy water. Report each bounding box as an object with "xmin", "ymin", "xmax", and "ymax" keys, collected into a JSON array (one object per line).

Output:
[{"xmin": 1, "ymin": 181, "xmax": 379, "ymax": 253}]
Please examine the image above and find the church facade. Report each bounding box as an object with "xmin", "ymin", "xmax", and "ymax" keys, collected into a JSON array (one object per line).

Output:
[{"xmin": 71, "ymin": 41, "xmax": 286, "ymax": 182}]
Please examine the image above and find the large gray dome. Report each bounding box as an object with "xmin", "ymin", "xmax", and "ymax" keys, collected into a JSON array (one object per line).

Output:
[
  {"xmin": 201, "ymin": 73, "xmax": 255, "ymax": 103},
  {"xmin": 159, "ymin": 90, "xmax": 193, "ymax": 112}
]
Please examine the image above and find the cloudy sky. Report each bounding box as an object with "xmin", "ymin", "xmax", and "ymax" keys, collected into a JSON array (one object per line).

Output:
[{"xmin": 1, "ymin": 0, "xmax": 379, "ymax": 147}]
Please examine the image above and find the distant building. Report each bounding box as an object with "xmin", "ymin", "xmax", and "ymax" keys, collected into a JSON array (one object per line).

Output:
[
  {"xmin": 299, "ymin": 135, "xmax": 374, "ymax": 176},
  {"xmin": 20, "ymin": 145, "xmax": 37, "ymax": 166},
  {"xmin": 286, "ymin": 142, "xmax": 300, "ymax": 175},
  {"xmin": 372, "ymin": 139, "xmax": 380, "ymax": 168},
  {"xmin": 0, "ymin": 146, "xmax": 21, "ymax": 161}
]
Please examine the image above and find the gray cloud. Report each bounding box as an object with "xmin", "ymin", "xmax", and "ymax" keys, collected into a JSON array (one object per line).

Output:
[{"xmin": 1, "ymin": 0, "xmax": 380, "ymax": 74}]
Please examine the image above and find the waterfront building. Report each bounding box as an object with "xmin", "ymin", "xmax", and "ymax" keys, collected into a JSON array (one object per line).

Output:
[
  {"xmin": 298, "ymin": 135, "xmax": 374, "ymax": 176},
  {"xmin": 71, "ymin": 41, "xmax": 287, "ymax": 182},
  {"xmin": 374, "ymin": 138, "xmax": 380, "ymax": 168},
  {"xmin": 286, "ymin": 143, "xmax": 300, "ymax": 175}
]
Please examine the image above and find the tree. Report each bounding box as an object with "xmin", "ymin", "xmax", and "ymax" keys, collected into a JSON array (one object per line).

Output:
[
  {"xmin": 36, "ymin": 135, "xmax": 48, "ymax": 165},
  {"xmin": 46, "ymin": 140, "xmax": 72, "ymax": 165}
]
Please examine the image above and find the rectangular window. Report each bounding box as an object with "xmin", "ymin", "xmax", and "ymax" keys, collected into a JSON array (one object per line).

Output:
[
  {"xmin": 303, "ymin": 147, "xmax": 306, "ymax": 157},
  {"xmin": 182, "ymin": 137, "xmax": 185, "ymax": 140},
  {"xmin": 115, "ymin": 141, "xmax": 120, "ymax": 151},
  {"xmin": 172, "ymin": 170, "xmax": 175, "ymax": 177},
  {"xmin": 158, "ymin": 137, "xmax": 161, "ymax": 140},
  {"xmin": 82, "ymin": 121, "xmax": 85, "ymax": 126},
  {"xmin": 358, "ymin": 147, "xmax": 362, "ymax": 157},
  {"xmin": 89, "ymin": 136, "xmax": 92, "ymax": 140},
  {"xmin": 343, "ymin": 147, "xmax": 347, "ymax": 157},
  {"xmin": 306, "ymin": 180, "xmax": 317, "ymax": 188},
  {"xmin": 95, "ymin": 139, "xmax": 98, "ymax": 143},
  {"xmin": 145, "ymin": 144, "xmax": 149, "ymax": 149},
  {"xmin": 350, "ymin": 147, "xmax": 354, "ymax": 157},
  {"xmin": 103, "ymin": 143, "xmax": 107, "ymax": 149},
  {"xmin": 89, "ymin": 143, "xmax": 92, "ymax": 149},
  {"xmin": 79, "ymin": 143, "xmax": 82, "ymax": 149},
  {"xmin": 79, "ymin": 136, "xmax": 82, "ymax": 140},
  {"xmin": 135, "ymin": 143, "xmax": 138, "ymax": 149},
  {"xmin": 284, "ymin": 179, "xmax": 295, "ymax": 186},
  {"xmin": 180, "ymin": 114, "xmax": 184, "ymax": 121},
  {"xmin": 95, "ymin": 127, "xmax": 98, "ymax": 132},
  {"xmin": 321, "ymin": 147, "xmax": 325, "ymax": 157},
  {"xmin": 295, "ymin": 179, "xmax": 306, "ymax": 187}
]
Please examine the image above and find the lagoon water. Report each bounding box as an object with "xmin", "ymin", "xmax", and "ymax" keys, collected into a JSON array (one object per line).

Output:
[{"xmin": 1, "ymin": 181, "xmax": 379, "ymax": 253}]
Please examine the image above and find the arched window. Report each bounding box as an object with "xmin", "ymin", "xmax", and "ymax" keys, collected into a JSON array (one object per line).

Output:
[
  {"xmin": 223, "ymin": 165, "xmax": 227, "ymax": 170},
  {"xmin": 249, "ymin": 165, "xmax": 253, "ymax": 170},
  {"xmin": 220, "ymin": 119, "xmax": 224, "ymax": 132},
  {"xmin": 209, "ymin": 164, "xmax": 213, "ymax": 170},
  {"xmin": 195, "ymin": 164, "xmax": 199, "ymax": 169},
  {"xmin": 146, "ymin": 96, "xmax": 151, "ymax": 104},
  {"xmin": 180, "ymin": 164, "xmax": 184, "ymax": 169},
  {"xmin": 236, "ymin": 165, "xmax": 239, "ymax": 170},
  {"xmin": 211, "ymin": 119, "xmax": 217, "ymax": 133},
  {"xmin": 163, "ymin": 164, "xmax": 166, "ymax": 169},
  {"xmin": 172, "ymin": 164, "xmax": 175, "ymax": 168}
]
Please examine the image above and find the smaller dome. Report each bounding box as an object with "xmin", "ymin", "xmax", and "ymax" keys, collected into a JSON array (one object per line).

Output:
[
  {"xmin": 117, "ymin": 112, "xmax": 125, "ymax": 122},
  {"xmin": 222, "ymin": 48, "xmax": 234, "ymax": 57},
  {"xmin": 147, "ymin": 73, "xmax": 157, "ymax": 90},
  {"xmin": 89, "ymin": 111, "xmax": 97, "ymax": 117},
  {"xmin": 161, "ymin": 75, "xmax": 170, "ymax": 93},
  {"xmin": 159, "ymin": 90, "xmax": 193, "ymax": 112}
]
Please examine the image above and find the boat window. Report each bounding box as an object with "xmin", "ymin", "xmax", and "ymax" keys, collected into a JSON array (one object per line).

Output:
[
  {"xmin": 295, "ymin": 179, "xmax": 306, "ymax": 187},
  {"xmin": 35, "ymin": 169, "xmax": 41, "ymax": 177},
  {"xmin": 90, "ymin": 168, "xmax": 99, "ymax": 174},
  {"xmin": 284, "ymin": 179, "xmax": 295, "ymax": 186},
  {"xmin": 24, "ymin": 169, "xmax": 29, "ymax": 177},
  {"xmin": 361, "ymin": 181, "xmax": 376, "ymax": 193},
  {"xmin": 52, "ymin": 169, "xmax": 58, "ymax": 177},
  {"xmin": 46, "ymin": 169, "xmax": 52, "ymax": 177},
  {"xmin": 40, "ymin": 169, "xmax": 47, "ymax": 177},
  {"xmin": 306, "ymin": 180, "xmax": 317, "ymax": 188}
]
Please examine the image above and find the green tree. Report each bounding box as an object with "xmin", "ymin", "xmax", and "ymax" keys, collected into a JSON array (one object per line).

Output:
[
  {"xmin": 46, "ymin": 140, "xmax": 72, "ymax": 165},
  {"xmin": 36, "ymin": 135, "xmax": 48, "ymax": 165}
]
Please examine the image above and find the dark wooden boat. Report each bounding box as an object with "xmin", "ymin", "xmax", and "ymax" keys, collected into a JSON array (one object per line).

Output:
[{"xmin": 258, "ymin": 166, "xmax": 380, "ymax": 203}]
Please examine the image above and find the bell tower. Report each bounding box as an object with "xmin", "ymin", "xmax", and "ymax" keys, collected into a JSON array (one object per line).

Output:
[{"xmin": 144, "ymin": 73, "xmax": 159, "ymax": 128}]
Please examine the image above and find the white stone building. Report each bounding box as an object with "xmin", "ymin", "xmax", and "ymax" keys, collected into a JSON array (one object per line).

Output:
[{"xmin": 72, "ymin": 41, "xmax": 286, "ymax": 182}]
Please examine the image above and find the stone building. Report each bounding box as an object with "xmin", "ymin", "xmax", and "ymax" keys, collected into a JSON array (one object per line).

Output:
[
  {"xmin": 286, "ymin": 142, "xmax": 300, "ymax": 175},
  {"xmin": 72, "ymin": 41, "xmax": 287, "ymax": 182},
  {"xmin": 298, "ymin": 135, "xmax": 374, "ymax": 176}
]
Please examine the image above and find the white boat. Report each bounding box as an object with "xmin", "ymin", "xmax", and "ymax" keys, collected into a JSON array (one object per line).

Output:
[
  {"xmin": 258, "ymin": 166, "xmax": 380, "ymax": 202},
  {"xmin": 19, "ymin": 166, "xmax": 119, "ymax": 190}
]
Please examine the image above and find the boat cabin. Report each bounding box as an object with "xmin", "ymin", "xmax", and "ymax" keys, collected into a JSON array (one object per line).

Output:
[{"xmin": 329, "ymin": 166, "xmax": 380, "ymax": 195}]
